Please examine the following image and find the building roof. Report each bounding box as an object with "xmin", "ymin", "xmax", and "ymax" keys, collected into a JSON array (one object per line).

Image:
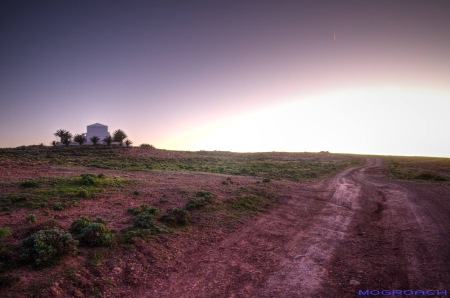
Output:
[{"xmin": 87, "ymin": 123, "xmax": 107, "ymax": 127}]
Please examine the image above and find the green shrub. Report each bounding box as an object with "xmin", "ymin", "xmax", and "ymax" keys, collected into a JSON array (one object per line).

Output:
[
  {"xmin": 196, "ymin": 190, "xmax": 215, "ymax": 202},
  {"xmin": 19, "ymin": 228, "xmax": 78, "ymax": 266},
  {"xmin": 140, "ymin": 143, "xmax": 155, "ymax": 149},
  {"xmin": 21, "ymin": 179, "xmax": 39, "ymax": 188},
  {"xmin": 97, "ymin": 173, "xmax": 106, "ymax": 179},
  {"xmin": 222, "ymin": 180, "xmax": 229, "ymax": 185},
  {"xmin": 134, "ymin": 213, "xmax": 154, "ymax": 229},
  {"xmin": 69, "ymin": 216, "xmax": 91, "ymax": 235},
  {"xmin": 185, "ymin": 190, "xmax": 216, "ymax": 210},
  {"xmin": 45, "ymin": 210, "xmax": 51, "ymax": 216},
  {"xmin": 185, "ymin": 197, "xmax": 206, "ymax": 210},
  {"xmin": 70, "ymin": 216, "xmax": 112, "ymax": 246},
  {"xmin": 80, "ymin": 174, "xmax": 97, "ymax": 185},
  {"xmin": 133, "ymin": 190, "xmax": 140, "ymax": 195},
  {"xmin": 160, "ymin": 208, "xmax": 190, "ymax": 226},
  {"xmin": 53, "ymin": 202, "xmax": 64, "ymax": 211},
  {"xmin": 26, "ymin": 214, "xmax": 36, "ymax": 223},
  {"xmin": 76, "ymin": 223, "xmax": 112, "ymax": 246},
  {"xmin": 262, "ymin": 178, "xmax": 271, "ymax": 183},
  {"xmin": 0, "ymin": 227, "xmax": 11, "ymax": 243},
  {"xmin": 414, "ymin": 172, "xmax": 448, "ymax": 181},
  {"xmin": 78, "ymin": 189, "xmax": 89, "ymax": 198},
  {"xmin": 127, "ymin": 204, "xmax": 159, "ymax": 216}
]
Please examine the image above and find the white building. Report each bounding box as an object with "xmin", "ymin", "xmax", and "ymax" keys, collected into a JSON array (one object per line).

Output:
[{"xmin": 86, "ymin": 123, "xmax": 110, "ymax": 144}]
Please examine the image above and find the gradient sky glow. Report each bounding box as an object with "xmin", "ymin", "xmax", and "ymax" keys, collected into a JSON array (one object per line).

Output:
[{"xmin": 1, "ymin": 1, "xmax": 449, "ymax": 156}]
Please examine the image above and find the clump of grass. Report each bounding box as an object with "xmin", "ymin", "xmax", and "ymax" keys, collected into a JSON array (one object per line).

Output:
[
  {"xmin": 262, "ymin": 178, "xmax": 271, "ymax": 183},
  {"xmin": 19, "ymin": 228, "xmax": 78, "ymax": 266},
  {"xmin": 160, "ymin": 208, "xmax": 190, "ymax": 226},
  {"xmin": 77, "ymin": 189, "xmax": 89, "ymax": 198},
  {"xmin": 133, "ymin": 190, "xmax": 140, "ymax": 195},
  {"xmin": 21, "ymin": 179, "xmax": 39, "ymax": 188},
  {"xmin": 53, "ymin": 202, "xmax": 64, "ymax": 211},
  {"xmin": 26, "ymin": 214, "xmax": 36, "ymax": 223},
  {"xmin": 0, "ymin": 227, "xmax": 11, "ymax": 243},
  {"xmin": 233, "ymin": 195, "xmax": 268, "ymax": 212},
  {"xmin": 80, "ymin": 174, "xmax": 97, "ymax": 185},
  {"xmin": 45, "ymin": 210, "xmax": 51, "ymax": 216},
  {"xmin": 222, "ymin": 180, "xmax": 229, "ymax": 185},
  {"xmin": 185, "ymin": 190, "xmax": 216, "ymax": 210},
  {"xmin": 127, "ymin": 204, "xmax": 159, "ymax": 216},
  {"xmin": 97, "ymin": 173, "xmax": 106, "ymax": 179}
]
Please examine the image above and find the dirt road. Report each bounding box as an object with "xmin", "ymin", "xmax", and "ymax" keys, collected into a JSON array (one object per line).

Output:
[{"xmin": 138, "ymin": 158, "xmax": 450, "ymax": 297}]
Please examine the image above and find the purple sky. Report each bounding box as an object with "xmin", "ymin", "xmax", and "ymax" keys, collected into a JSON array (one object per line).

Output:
[{"xmin": 1, "ymin": 1, "xmax": 449, "ymax": 156}]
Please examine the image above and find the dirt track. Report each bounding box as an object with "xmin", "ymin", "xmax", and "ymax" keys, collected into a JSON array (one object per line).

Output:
[{"xmin": 138, "ymin": 158, "xmax": 450, "ymax": 297}]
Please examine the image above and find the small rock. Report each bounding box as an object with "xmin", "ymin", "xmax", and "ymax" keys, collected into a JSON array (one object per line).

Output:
[
  {"xmin": 350, "ymin": 279, "xmax": 361, "ymax": 286},
  {"xmin": 112, "ymin": 267, "xmax": 122, "ymax": 274},
  {"xmin": 73, "ymin": 289, "xmax": 84, "ymax": 297}
]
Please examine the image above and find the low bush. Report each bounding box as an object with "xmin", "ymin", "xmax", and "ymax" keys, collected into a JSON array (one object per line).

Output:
[
  {"xmin": 80, "ymin": 174, "xmax": 97, "ymax": 185},
  {"xmin": 19, "ymin": 228, "xmax": 78, "ymax": 266},
  {"xmin": 97, "ymin": 173, "xmax": 106, "ymax": 179},
  {"xmin": 53, "ymin": 202, "xmax": 64, "ymax": 211},
  {"xmin": 0, "ymin": 227, "xmax": 11, "ymax": 243},
  {"xmin": 133, "ymin": 213, "xmax": 154, "ymax": 229},
  {"xmin": 21, "ymin": 179, "xmax": 39, "ymax": 188},
  {"xmin": 127, "ymin": 204, "xmax": 159, "ymax": 216},
  {"xmin": 140, "ymin": 144, "xmax": 155, "ymax": 149},
  {"xmin": 76, "ymin": 223, "xmax": 112, "ymax": 246},
  {"xmin": 414, "ymin": 172, "xmax": 448, "ymax": 181},
  {"xmin": 69, "ymin": 216, "xmax": 90, "ymax": 235},
  {"xmin": 186, "ymin": 190, "xmax": 216, "ymax": 210},
  {"xmin": 26, "ymin": 214, "xmax": 36, "ymax": 223},
  {"xmin": 133, "ymin": 190, "xmax": 140, "ymax": 195},
  {"xmin": 196, "ymin": 190, "xmax": 215, "ymax": 203},
  {"xmin": 160, "ymin": 208, "xmax": 190, "ymax": 226},
  {"xmin": 77, "ymin": 189, "xmax": 89, "ymax": 198},
  {"xmin": 70, "ymin": 216, "xmax": 112, "ymax": 246}
]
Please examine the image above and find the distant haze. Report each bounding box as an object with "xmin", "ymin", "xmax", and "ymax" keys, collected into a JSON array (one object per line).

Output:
[{"xmin": 1, "ymin": 1, "xmax": 449, "ymax": 157}]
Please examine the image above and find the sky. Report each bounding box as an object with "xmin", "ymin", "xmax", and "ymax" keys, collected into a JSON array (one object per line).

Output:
[{"xmin": 1, "ymin": 0, "xmax": 449, "ymax": 157}]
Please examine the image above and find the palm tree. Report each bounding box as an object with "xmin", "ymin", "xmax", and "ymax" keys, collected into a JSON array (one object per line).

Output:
[
  {"xmin": 74, "ymin": 134, "xmax": 87, "ymax": 146},
  {"xmin": 90, "ymin": 136, "xmax": 100, "ymax": 146},
  {"xmin": 112, "ymin": 129, "xmax": 127, "ymax": 146},
  {"xmin": 54, "ymin": 129, "xmax": 71, "ymax": 143},
  {"xmin": 124, "ymin": 139, "xmax": 133, "ymax": 147},
  {"xmin": 103, "ymin": 135, "xmax": 113, "ymax": 146}
]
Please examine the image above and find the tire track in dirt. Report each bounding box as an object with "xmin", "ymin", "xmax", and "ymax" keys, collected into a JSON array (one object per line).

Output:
[
  {"xmin": 139, "ymin": 162, "xmax": 370, "ymax": 297},
  {"xmin": 319, "ymin": 158, "xmax": 450, "ymax": 297}
]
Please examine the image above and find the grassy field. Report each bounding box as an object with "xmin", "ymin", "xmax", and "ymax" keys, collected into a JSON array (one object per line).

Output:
[
  {"xmin": 0, "ymin": 145, "xmax": 361, "ymax": 180},
  {"xmin": 387, "ymin": 156, "xmax": 450, "ymax": 181}
]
